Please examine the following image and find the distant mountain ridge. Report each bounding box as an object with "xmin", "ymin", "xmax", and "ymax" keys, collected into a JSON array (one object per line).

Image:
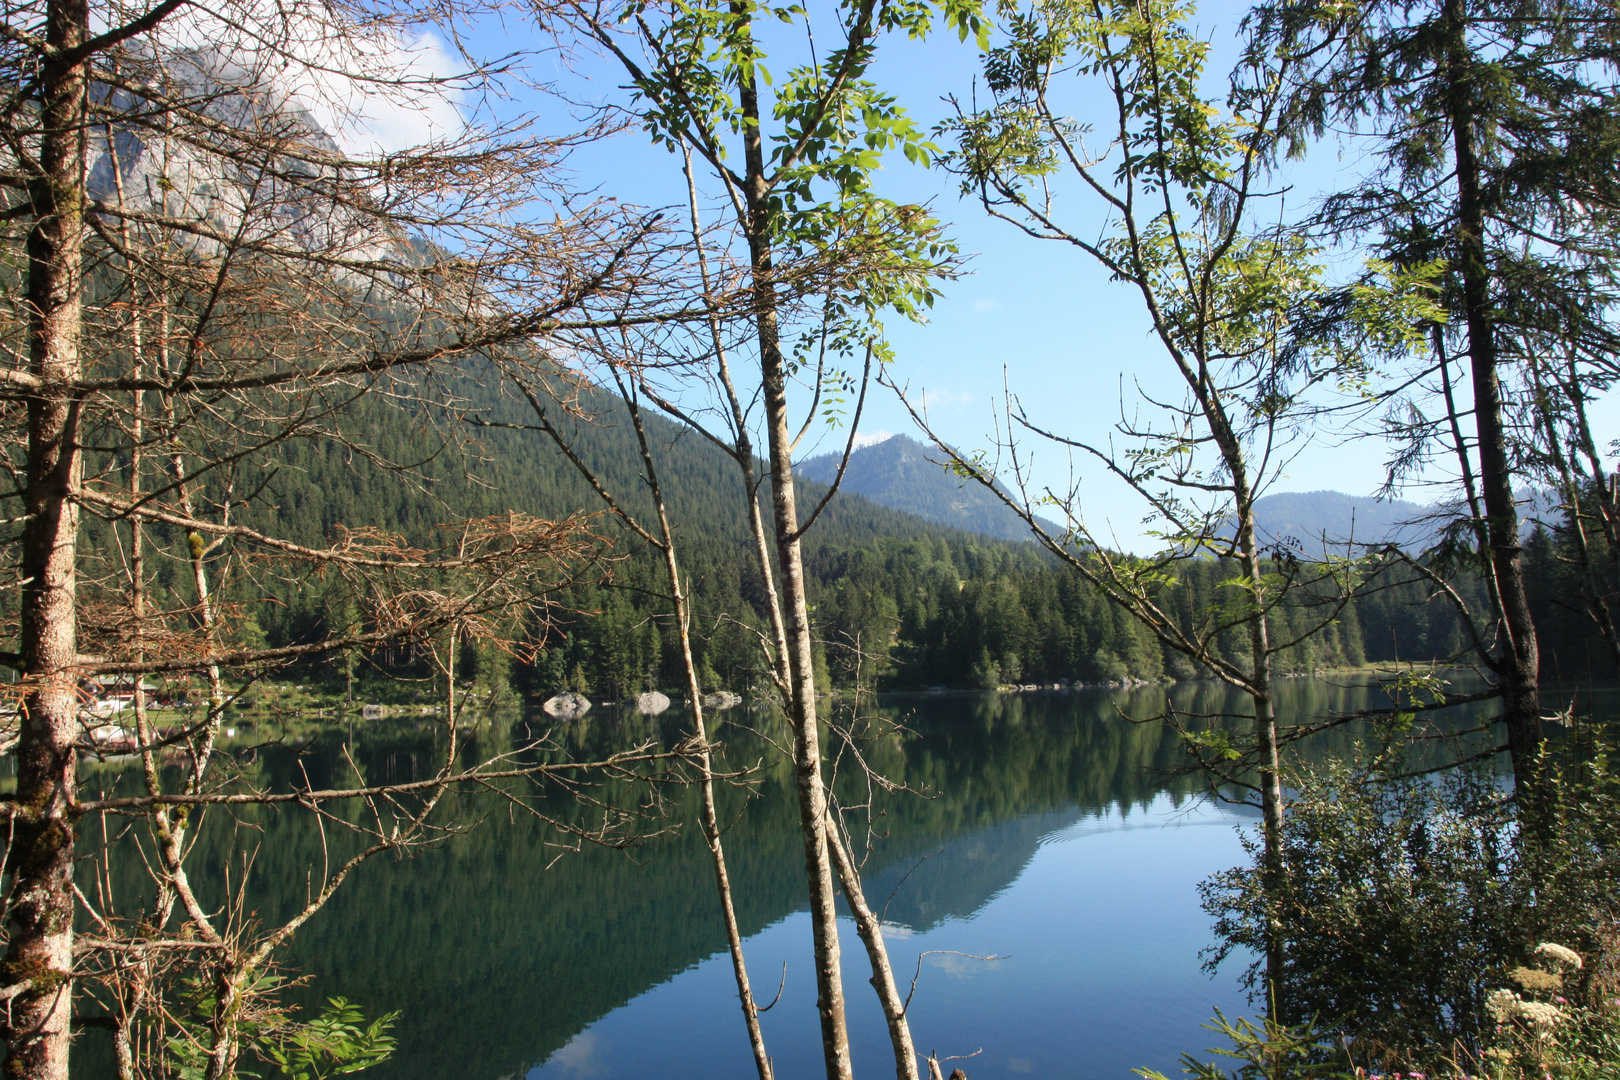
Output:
[
  {"xmin": 796, "ymin": 436, "xmax": 1560, "ymax": 551},
  {"xmin": 796, "ymin": 436, "xmax": 1443, "ymax": 548},
  {"xmin": 1250, "ymin": 488, "xmax": 1558, "ymax": 552},
  {"xmin": 796, "ymin": 435, "xmax": 1059, "ymax": 543},
  {"xmin": 1249, "ymin": 490, "xmax": 1438, "ymax": 550}
]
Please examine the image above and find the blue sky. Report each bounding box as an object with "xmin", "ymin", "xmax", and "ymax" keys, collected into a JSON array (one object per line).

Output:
[{"xmin": 413, "ymin": 0, "xmax": 1613, "ymax": 548}]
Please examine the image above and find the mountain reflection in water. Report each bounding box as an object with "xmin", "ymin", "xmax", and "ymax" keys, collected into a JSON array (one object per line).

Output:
[
  {"xmin": 527, "ymin": 794, "xmax": 1255, "ymax": 1080},
  {"xmin": 79, "ymin": 678, "xmax": 1509, "ymax": 1080}
]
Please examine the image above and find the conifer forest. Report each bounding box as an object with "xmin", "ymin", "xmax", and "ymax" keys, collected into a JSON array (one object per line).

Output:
[{"xmin": 0, "ymin": 0, "xmax": 1617, "ymax": 1076}]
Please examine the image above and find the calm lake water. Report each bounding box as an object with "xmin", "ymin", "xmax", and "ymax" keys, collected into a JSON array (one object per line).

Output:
[{"xmin": 77, "ymin": 676, "xmax": 1523, "ymax": 1080}]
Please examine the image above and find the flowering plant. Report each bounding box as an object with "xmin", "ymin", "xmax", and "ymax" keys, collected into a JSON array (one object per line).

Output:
[{"xmin": 1468, "ymin": 942, "xmax": 1620, "ymax": 1080}]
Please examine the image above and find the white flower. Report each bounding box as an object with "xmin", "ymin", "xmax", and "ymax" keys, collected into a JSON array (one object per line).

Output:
[
  {"xmin": 1512, "ymin": 1000, "xmax": 1564, "ymax": 1030},
  {"xmin": 1486, "ymin": 988, "xmax": 1520, "ymax": 1023},
  {"xmin": 1534, "ymin": 943, "xmax": 1584, "ymax": 970}
]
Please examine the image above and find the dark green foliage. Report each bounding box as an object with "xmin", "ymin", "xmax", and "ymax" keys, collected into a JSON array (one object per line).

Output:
[
  {"xmin": 1135, "ymin": 1010, "xmax": 1353, "ymax": 1080},
  {"xmin": 1201, "ymin": 731, "xmax": 1620, "ymax": 1068},
  {"xmin": 84, "ymin": 362, "xmax": 1609, "ymax": 700},
  {"xmin": 1526, "ymin": 514, "xmax": 1620, "ymax": 684},
  {"xmin": 261, "ymin": 998, "xmax": 399, "ymax": 1080}
]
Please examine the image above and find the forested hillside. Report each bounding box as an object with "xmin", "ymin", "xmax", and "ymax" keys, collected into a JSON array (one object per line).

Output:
[
  {"xmin": 7, "ymin": 0, "xmax": 1620, "ymax": 1070},
  {"xmin": 796, "ymin": 434, "xmax": 1060, "ymax": 542},
  {"xmin": 121, "ymin": 375, "xmax": 1601, "ymax": 699}
]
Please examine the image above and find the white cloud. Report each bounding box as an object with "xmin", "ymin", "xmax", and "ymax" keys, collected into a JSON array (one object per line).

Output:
[
  {"xmin": 972, "ymin": 298, "xmax": 997, "ymax": 313},
  {"xmin": 305, "ymin": 31, "xmax": 466, "ymax": 155},
  {"xmin": 852, "ymin": 430, "xmax": 895, "ymax": 449},
  {"xmin": 926, "ymin": 950, "xmax": 1005, "ymax": 978},
  {"xmin": 545, "ymin": 1032, "xmax": 607, "ymax": 1079},
  {"xmin": 918, "ymin": 388, "xmax": 975, "ymax": 412},
  {"xmin": 145, "ymin": 0, "xmax": 467, "ymax": 156}
]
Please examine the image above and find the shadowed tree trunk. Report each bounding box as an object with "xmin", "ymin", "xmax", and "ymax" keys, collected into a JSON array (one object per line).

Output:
[{"xmin": 6, "ymin": 0, "xmax": 90, "ymax": 1071}]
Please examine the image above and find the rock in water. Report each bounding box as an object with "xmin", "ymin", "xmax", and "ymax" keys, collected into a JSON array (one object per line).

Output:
[
  {"xmin": 636, "ymin": 691, "xmax": 671, "ymax": 716},
  {"xmin": 542, "ymin": 692, "xmax": 591, "ymax": 719},
  {"xmin": 701, "ymin": 691, "xmax": 742, "ymax": 710}
]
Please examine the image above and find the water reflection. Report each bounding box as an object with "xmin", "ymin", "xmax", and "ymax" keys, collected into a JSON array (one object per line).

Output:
[
  {"xmin": 75, "ymin": 677, "xmax": 1512, "ymax": 1080},
  {"xmin": 529, "ymin": 795, "xmax": 1254, "ymax": 1080}
]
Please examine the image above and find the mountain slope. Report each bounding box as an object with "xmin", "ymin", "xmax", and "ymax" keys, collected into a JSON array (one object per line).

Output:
[
  {"xmin": 1251, "ymin": 490, "xmax": 1438, "ymax": 550},
  {"xmin": 797, "ymin": 435, "xmax": 1056, "ymax": 543},
  {"xmin": 1250, "ymin": 489, "xmax": 1559, "ymax": 551},
  {"xmin": 233, "ymin": 374, "xmax": 988, "ymax": 562},
  {"xmin": 82, "ymin": 60, "xmax": 978, "ymax": 559}
]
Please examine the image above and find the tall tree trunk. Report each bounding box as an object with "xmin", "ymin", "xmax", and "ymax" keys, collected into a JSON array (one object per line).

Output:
[
  {"xmin": 755, "ymin": 258, "xmax": 853, "ymax": 1080},
  {"xmin": 733, "ymin": 10, "xmax": 852, "ymax": 1078},
  {"xmin": 5, "ymin": 0, "xmax": 90, "ymax": 1073},
  {"xmin": 826, "ymin": 819, "xmax": 920, "ymax": 1080},
  {"xmin": 729, "ymin": 368, "xmax": 921, "ymax": 1080},
  {"xmin": 1199, "ymin": 389, "xmax": 1286, "ymax": 1019},
  {"xmin": 621, "ymin": 365, "xmax": 777, "ymax": 1080},
  {"xmin": 1441, "ymin": 0, "xmax": 1543, "ymax": 799},
  {"xmin": 1235, "ymin": 495, "xmax": 1285, "ymax": 1017},
  {"xmin": 762, "ymin": 365, "xmax": 852, "ymax": 1080}
]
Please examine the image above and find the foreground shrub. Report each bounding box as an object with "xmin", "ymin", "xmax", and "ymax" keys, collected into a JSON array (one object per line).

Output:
[{"xmin": 1200, "ymin": 728, "xmax": 1620, "ymax": 1069}]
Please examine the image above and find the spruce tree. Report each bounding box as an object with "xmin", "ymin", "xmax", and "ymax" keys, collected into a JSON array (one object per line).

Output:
[{"xmin": 1249, "ymin": 0, "xmax": 1620, "ymax": 803}]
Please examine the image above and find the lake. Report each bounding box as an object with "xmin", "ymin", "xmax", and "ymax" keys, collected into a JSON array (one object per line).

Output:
[{"xmin": 77, "ymin": 676, "xmax": 1515, "ymax": 1080}]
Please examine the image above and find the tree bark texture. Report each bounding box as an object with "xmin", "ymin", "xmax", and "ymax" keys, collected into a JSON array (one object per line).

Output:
[
  {"xmin": 757, "ymin": 297, "xmax": 853, "ymax": 1080},
  {"xmin": 1441, "ymin": 0, "xmax": 1543, "ymax": 797},
  {"xmin": 826, "ymin": 820, "xmax": 921, "ymax": 1080},
  {"xmin": 5, "ymin": 0, "xmax": 90, "ymax": 1074},
  {"xmin": 734, "ymin": 10, "xmax": 852, "ymax": 1077}
]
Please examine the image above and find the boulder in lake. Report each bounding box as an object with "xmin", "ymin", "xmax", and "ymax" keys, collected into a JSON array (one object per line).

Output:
[
  {"xmin": 636, "ymin": 691, "xmax": 671, "ymax": 716},
  {"xmin": 542, "ymin": 691, "xmax": 592, "ymax": 719},
  {"xmin": 701, "ymin": 691, "xmax": 742, "ymax": 710}
]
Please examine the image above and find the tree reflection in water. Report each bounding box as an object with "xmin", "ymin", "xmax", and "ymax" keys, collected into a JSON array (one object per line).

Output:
[{"xmin": 75, "ymin": 678, "xmax": 1508, "ymax": 1080}]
